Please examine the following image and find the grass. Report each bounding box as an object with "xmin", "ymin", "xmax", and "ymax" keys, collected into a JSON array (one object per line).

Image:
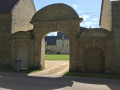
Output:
[
  {"xmin": 19, "ymin": 69, "xmax": 41, "ymax": 73},
  {"xmin": 0, "ymin": 68, "xmax": 41, "ymax": 73},
  {"xmin": 65, "ymin": 72, "xmax": 120, "ymax": 79},
  {"xmin": 45, "ymin": 54, "xmax": 69, "ymax": 60},
  {"xmin": 0, "ymin": 68, "xmax": 13, "ymax": 72},
  {"xmin": 1, "ymin": 68, "xmax": 120, "ymax": 80}
]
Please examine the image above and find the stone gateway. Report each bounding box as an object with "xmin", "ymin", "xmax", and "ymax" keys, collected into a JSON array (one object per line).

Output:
[{"xmin": 0, "ymin": 0, "xmax": 120, "ymax": 74}]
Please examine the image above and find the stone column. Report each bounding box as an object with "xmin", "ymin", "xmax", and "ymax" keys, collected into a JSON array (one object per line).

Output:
[
  {"xmin": 29, "ymin": 40, "xmax": 35, "ymax": 68},
  {"xmin": 69, "ymin": 31, "xmax": 78, "ymax": 72},
  {"xmin": 104, "ymin": 45, "xmax": 112, "ymax": 73},
  {"xmin": 77, "ymin": 41, "xmax": 84, "ymax": 72},
  {"xmin": 111, "ymin": 1, "xmax": 120, "ymax": 74},
  {"xmin": 34, "ymin": 32, "xmax": 45, "ymax": 69}
]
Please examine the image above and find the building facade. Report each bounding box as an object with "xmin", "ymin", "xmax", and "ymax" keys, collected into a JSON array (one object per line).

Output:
[{"xmin": 45, "ymin": 32, "xmax": 69, "ymax": 54}]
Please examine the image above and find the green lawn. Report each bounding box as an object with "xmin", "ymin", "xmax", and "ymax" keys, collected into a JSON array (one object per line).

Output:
[
  {"xmin": 0, "ymin": 68, "xmax": 41, "ymax": 73},
  {"xmin": 45, "ymin": 54, "xmax": 69, "ymax": 60},
  {"xmin": 65, "ymin": 72, "xmax": 120, "ymax": 79}
]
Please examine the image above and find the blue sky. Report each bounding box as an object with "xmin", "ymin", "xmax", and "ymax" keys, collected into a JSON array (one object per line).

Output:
[{"xmin": 33, "ymin": 0, "xmax": 102, "ymax": 35}]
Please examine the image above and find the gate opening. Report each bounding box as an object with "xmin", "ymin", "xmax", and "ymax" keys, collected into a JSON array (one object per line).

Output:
[{"xmin": 43, "ymin": 32, "xmax": 70, "ymax": 76}]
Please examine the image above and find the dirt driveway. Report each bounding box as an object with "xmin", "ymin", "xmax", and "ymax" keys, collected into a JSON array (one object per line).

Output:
[{"xmin": 29, "ymin": 60, "xmax": 69, "ymax": 77}]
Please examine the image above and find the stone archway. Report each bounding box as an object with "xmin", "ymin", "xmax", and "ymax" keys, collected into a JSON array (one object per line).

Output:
[
  {"xmin": 31, "ymin": 4, "xmax": 83, "ymax": 71},
  {"xmin": 83, "ymin": 47, "xmax": 104, "ymax": 73}
]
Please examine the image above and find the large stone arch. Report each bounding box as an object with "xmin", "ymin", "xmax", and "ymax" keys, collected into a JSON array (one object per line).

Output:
[{"xmin": 31, "ymin": 4, "xmax": 83, "ymax": 70}]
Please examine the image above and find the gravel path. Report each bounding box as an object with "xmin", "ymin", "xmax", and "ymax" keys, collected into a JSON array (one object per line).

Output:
[{"xmin": 29, "ymin": 60, "xmax": 69, "ymax": 77}]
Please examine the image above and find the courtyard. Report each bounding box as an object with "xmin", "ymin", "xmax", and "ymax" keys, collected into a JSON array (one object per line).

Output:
[
  {"xmin": 0, "ymin": 71, "xmax": 120, "ymax": 90},
  {"xmin": 0, "ymin": 59, "xmax": 120, "ymax": 90}
]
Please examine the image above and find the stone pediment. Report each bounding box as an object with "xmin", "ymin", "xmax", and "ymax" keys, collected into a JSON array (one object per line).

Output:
[
  {"xmin": 31, "ymin": 3, "xmax": 80, "ymax": 22},
  {"xmin": 80, "ymin": 27, "xmax": 111, "ymax": 38}
]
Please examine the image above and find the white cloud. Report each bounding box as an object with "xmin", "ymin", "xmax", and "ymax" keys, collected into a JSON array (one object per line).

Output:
[
  {"xmin": 84, "ymin": 21, "xmax": 93, "ymax": 27},
  {"xmin": 78, "ymin": 10, "xmax": 83, "ymax": 13},
  {"xmin": 93, "ymin": 22, "xmax": 96, "ymax": 24},
  {"xmin": 72, "ymin": 4, "xmax": 78, "ymax": 8},
  {"xmin": 97, "ymin": 22, "xmax": 99, "ymax": 25},
  {"xmin": 80, "ymin": 15, "xmax": 90, "ymax": 20},
  {"xmin": 91, "ymin": 18, "xmax": 99, "ymax": 21},
  {"xmin": 91, "ymin": 27, "xmax": 96, "ymax": 28},
  {"xmin": 47, "ymin": 32, "xmax": 57, "ymax": 36},
  {"xmin": 80, "ymin": 22, "xmax": 84, "ymax": 26}
]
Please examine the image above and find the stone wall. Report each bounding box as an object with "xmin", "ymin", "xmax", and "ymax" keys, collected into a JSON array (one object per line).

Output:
[
  {"xmin": 111, "ymin": 1, "xmax": 120, "ymax": 73},
  {"xmin": 11, "ymin": 0, "xmax": 36, "ymax": 33},
  {"xmin": 0, "ymin": 14, "xmax": 11, "ymax": 67}
]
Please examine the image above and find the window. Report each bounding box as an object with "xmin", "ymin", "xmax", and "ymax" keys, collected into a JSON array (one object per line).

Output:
[
  {"xmin": 67, "ymin": 44, "xmax": 68, "ymax": 47},
  {"xmin": 62, "ymin": 44, "xmax": 64, "ymax": 48}
]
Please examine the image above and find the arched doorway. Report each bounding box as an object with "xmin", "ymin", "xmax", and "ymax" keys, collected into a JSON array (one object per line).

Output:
[
  {"xmin": 83, "ymin": 47, "xmax": 104, "ymax": 73},
  {"xmin": 11, "ymin": 31, "xmax": 32, "ymax": 69},
  {"xmin": 31, "ymin": 4, "xmax": 82, "ymax": 71}
]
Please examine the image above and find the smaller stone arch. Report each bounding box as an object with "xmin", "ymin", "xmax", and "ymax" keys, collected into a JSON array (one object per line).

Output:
[
  {"xmin": 83, "ymin": 47, "xmax": 104, "ymax": 73},
  {"xmin": 11, "ymin": 31, "xmax": 33, "ymax": 69},
  {"xmin": 80, "ymin": 27, "xmax": 111, "ymax": 38},
  {"xmin": 11, "ymin": 31, "xmax": 32, "ymax": 39}
]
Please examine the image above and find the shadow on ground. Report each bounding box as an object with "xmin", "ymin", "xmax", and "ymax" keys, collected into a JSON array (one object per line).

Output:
[{"xmin": 0, "ymin": 72, "xmax": 120, "ymax": 90}]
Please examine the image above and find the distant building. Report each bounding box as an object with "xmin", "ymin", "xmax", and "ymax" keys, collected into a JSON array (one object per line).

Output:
[{"xmin": 45, "ymin": 32, "xmax": 69, "ymax": 54}]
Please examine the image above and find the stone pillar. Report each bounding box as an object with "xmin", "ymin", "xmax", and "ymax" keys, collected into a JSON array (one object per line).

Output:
[
  {"xmin": 29, "ymin": 40, "xmax": 35, "ymax": 68},
  {"xmin": 34, "ymin": 32, "xmax": 45, "ymax": 69},
  {"xmin": 111, "ymin": 1, "xmax": 120, "ymax": 73},
  {"xmin": 69, "ymin": 32, "xmax": 78, "ymax": 72},
  {"xmin": 68, "ymin": 20, "xmax": 81, "ymax": 72},
  {"xmin": 77, "ymin": 42, "xmax": 84, "ymax": 72},
  {"xmin": 40, "ymin": 37, "xmax": 45, "ymax": 69},
  {"xmin": 104, "ymin": 42, "xmax": 112, "ymax": 73}
]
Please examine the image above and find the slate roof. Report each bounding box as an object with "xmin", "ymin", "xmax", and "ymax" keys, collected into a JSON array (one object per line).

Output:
[
  {"xmin": 45, "ymin": 36, "xmax": 57, "ymax": 45},
  {"xmin": 45, "ymin": 32, "xmax": 68, "ymax": 45},
  {"xmin": 57, "ymin": 32, "xmax": 68, "ymax": 39},
  {"xmin": 0, "ymin": 0, "xmax": 19, "ymax": 13}
]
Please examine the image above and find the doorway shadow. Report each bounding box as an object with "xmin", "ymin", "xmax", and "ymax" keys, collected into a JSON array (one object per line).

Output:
[{"xmin": 0, "ymin": 72, "xmax": 120, "ymax": 90}]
